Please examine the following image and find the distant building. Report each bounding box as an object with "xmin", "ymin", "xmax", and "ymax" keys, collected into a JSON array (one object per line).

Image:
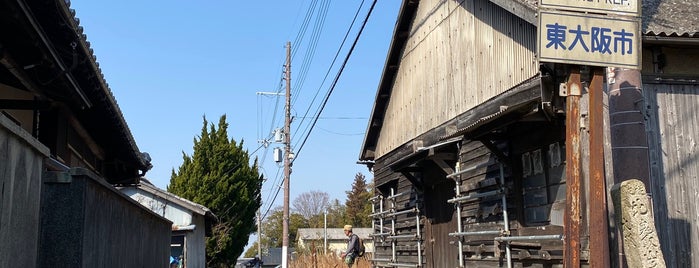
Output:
[
  {"xmin": 297, "ymin": 228, "xmax": 373, "ymax": 255},
  {"xmin": 120, "ymin": 179, "xmax": 217, "ymax": 268},
  {"xmin": 235, "ymin": 247, "xmax": 282, "ymax": 268}
]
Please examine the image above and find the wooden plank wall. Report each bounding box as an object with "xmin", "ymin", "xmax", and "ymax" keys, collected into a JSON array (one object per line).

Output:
[
  {"xmin": 456, "ymin": 138, "xmax": 566, "ymax": 267},
  {"xmin": 372, "ymin": 159, "xmax": 424, "ymax": 267},
  {"xmin": 0, "ymin": 114, "xmax": 49, "ymax": 268},
  {"xmin": 375, "ymin": 0, "xmax": 538, "ymax": 158},
  {"xmin": 643, "ymin": 82, "xmax": 699, "ymax": 268}
]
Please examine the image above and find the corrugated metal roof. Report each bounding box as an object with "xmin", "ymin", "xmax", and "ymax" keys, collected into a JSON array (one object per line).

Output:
[
  {"xmin": 642, "ymin": 0, "xmax": 699, "ymax": 35},
  {"xmin": 122, "ymin": 179, "xmax": 217, "ymax": 220}
]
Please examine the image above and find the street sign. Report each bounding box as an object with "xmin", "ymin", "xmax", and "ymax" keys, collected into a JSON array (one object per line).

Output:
[
  {"xmin": 537, "ymin": 11, "xmax": 641, "ymax": 69},
  {"xmin": 540, "ymin": 0, "xmax": 640, "ymax": 16}
]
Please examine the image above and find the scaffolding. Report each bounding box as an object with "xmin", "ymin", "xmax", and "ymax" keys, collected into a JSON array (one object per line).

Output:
[
  {"xmin": 447, "ymin": 160, "xmax": 562, "ymax": 267},
  {"xmin": 370, "ymin": 188, "xmax": 422, "ymax": 267}
]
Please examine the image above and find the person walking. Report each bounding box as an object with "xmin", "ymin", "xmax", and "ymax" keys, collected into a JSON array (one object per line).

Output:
[{"xmin": 340, "ymin": 225, "xmax": 359, "ymax": 268}]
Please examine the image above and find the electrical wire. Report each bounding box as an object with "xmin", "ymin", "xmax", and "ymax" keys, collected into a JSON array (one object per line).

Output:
[
  {"xmin": 291, "ymin": 0, "xmax": 331, "ymax": 105},
  {"xmin": 294, "ymin": 0, "xmax": 379, "ymax": 158},
  {"xmin": 292, "ymin": 0, "xmax": 367, "ymax": 145},
  {"xmin": 291, "ymin": 0, "xmax": 320, "ymax": 60}
]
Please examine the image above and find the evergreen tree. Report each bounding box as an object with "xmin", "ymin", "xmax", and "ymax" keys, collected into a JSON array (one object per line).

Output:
[
  {"xmin": 260, "ymin": 206, "xmax": 308, "ymax": 248},
  {"xmin": 168, "ymin": 115, "xmax": 261, "ymax": 267},
  {"xmin": 345, "ymin": 172, "xmax": 372, "ymax": 227}
]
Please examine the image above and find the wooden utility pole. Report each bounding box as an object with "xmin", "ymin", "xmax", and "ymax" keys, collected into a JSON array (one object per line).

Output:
[{"xmin": 282, "ymin": 41, "xmax": 292, "ymax": 268}]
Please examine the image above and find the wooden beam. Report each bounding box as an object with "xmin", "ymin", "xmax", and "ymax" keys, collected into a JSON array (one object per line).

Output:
[
  {"xmin": 0, "ymin": 99, "xmax": 49, "ymax": 110},
  {"xmin": 431, "ymin": 158, "xmax": 454, "ymax": 175}
]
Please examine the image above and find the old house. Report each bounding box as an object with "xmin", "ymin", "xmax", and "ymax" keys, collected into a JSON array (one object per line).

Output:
[
  {"xmin": 359, "ymin": 0, "xmax": 698, "ymax": 267},
  {"xmin": 297, "ymin": 228, "xmax": 374, "ymax": 255},
  {"xmin": 120, "ymin": 179, "xmax": 217, "ymax": 268},
  {"xmin": 0, "ymin": 0, "xmax": 171, "ymax": 267}
]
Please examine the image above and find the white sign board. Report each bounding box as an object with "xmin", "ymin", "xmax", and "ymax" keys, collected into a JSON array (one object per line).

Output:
[
  {"xmin": 538, "ymin": 11, "xmax": 641, "ymax": 69},
  {"xmin": 540, "ymin": 0, "xmax": 640, "ymax": 16}
]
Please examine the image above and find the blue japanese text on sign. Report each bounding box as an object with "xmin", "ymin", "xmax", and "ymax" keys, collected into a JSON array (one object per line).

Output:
[{"xmin": 538, "ymin": 11, "xmax": 640, "ymax": 69}]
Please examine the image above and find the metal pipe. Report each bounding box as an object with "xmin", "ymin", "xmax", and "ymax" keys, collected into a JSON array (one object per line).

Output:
[
  {"xmin": 387, "ymin": 208, "xmax": 417, "ymax": 217},
  {"xmin": 448, "ymin": 230, "xmax": 502, "ymax": 237},
  {"xmin": 446, "ymin": 161, "xmax": 490, "ymax": 178},
  {"xmin": 494, "ymin": 235, "xmax": 563, "ymax": 242},
  {"xmin": 369, "ymin": 195, "xmax": 382, "ymax": 202},
  {"xmin": 369, "ymin": 210, "xmax": 391, "ymax": 217},
  {"xmin": 387, "ymin": 262, "xmax": 420, "ymax": 267},
  {"xmin": 447, "ymin": 189, "xmax": 502, "ymax": 203},
  {"xmin": 370, "ymin": 258, "xmax": 392, "ymax": 262},
  {"xmin": 370, "ymin": 232, "xmax": 391, "ymax": 237},
  {"xmin": 416, "ymin": 211, "xmax": 422, "ymax": 266},
  {"xmin": 371, "ymin": 199, "xmax": 376, "ymax": 229},
  {"xmin": 564, "ymin": 66, "xmax": 582, "ymax": 268},
  {"xmin": 589, "ymin": 67, "xmax": 611, "ymax": 268},
  {"xmin": 453, "ymin": 160, "xmax": 464, "ymax": 267},
  {"xmin": 499, "ymin": 163, "xmax": 512, "ymax": 268},
  {"xmin": 386, "ymin": 191, "xmax": 407, "ymax": 200},
  {"xmin": 388, "ymin": 234, "xmax": 418, "ymax": 240},
  {"xmin": 380, "ymin": 197, "xmax": 385, "ymax": 243},
  {"xmin": 324, "ymin": 212, "xmax": 327, "ymax": 255},
  {"xmin": 391, "ymin": 188, "xmax": 396, "ymax": 262}
]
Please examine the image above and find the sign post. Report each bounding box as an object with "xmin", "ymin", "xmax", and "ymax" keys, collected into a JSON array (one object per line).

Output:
[{"xmin": 537, "ymin": 0, "xmax": 640, "ymax": 266}]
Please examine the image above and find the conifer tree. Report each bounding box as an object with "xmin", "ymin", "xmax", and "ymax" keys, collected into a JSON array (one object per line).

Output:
[
  {"xmin": 168, "ymin": 115, "xmax": 261, "ymax": 267},
  {"xmin": 345, "ymin": 172, "xmax": 372, "ymax": 227}
]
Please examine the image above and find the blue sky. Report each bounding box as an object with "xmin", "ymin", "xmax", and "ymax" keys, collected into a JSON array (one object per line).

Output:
[{"xmin": 69, "ymin": 1, "xmax": 400, "ymax": 218}]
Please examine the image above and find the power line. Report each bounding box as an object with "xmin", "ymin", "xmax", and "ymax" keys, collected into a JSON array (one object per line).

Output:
[
  {"xmin": 291, "ymin": 0, "xmax": 320, "ymax": 60},
  {"xmin": 292, "ymin": 0, "xmax": 331, "ymax": 105},
  {"xmin": 316, "ymin": 126, "xmax": 365, "ymax": 136},
  {"xmin": 294, "ymin": 0, "xmax": 379, "ymax": 158},
  {"xmin": 292, "ymin": 0, "xmax": 367, "ymax": 145}
]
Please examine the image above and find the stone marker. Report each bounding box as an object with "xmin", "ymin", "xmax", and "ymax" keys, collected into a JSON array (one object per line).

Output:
[{"xmin": 611, "ymin": 179, "xmax": 666, "ymax": 268}]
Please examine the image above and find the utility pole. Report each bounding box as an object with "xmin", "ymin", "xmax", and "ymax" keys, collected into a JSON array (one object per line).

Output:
[
  {"xmin": 257, "ymin": 209, "xmax": 262, "ymax": 258},
  {"xmin": 281, "ymin": 41, "xmax": 292, "ymax": 268}
]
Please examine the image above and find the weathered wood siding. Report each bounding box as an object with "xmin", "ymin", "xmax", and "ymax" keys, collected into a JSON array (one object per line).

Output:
[
  {"xmin": 0, "ymin": 114, "xmax": 49, "ymax": 268},
  {"xmin": 375, "ymin": 0, "xmax": 537, "ymax": 158},
  {"xmin": 372, "ymin": 159, "xmax": 425, "ymax": 267},
  {"xmin": 644, "ymin": 81, "xmax": 699, "ymax": 268},
  {"xmin": 456, "ymin": 139, "xmax": 566, "ymax": 267}
]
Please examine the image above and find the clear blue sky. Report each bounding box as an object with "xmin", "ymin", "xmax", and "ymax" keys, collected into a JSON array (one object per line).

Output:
[{"xmin": 69, "ymin": 1, "xmax": 400, "ymax": 217}]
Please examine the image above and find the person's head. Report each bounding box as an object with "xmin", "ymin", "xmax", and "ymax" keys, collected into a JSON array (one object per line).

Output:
[{"xmin": 343, "ymin": 225, "xmax": 353, "ymax": 236}]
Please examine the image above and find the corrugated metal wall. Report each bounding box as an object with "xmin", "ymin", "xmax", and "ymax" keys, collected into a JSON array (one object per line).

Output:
[
  {"xmin": 644, "ymin": 82, "xmax": 699, "ymax": 268},
  {"xmin": 375, "ymin": 0, "xmax": 537, "ymax": 158},
  {"xmin": 0, "ymin": 115, "xmax": 49, "ymax": 268}
]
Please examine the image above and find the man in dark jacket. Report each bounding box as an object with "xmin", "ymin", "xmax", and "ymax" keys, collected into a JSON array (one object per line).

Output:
[{"xmin": 340, "ymin": 225, "xmax": 358, "ymax": 268}]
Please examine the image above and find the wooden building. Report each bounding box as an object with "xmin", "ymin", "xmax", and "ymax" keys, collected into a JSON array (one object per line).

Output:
[
  {"xmin": 359, "ymin": 0, "xmax": 698, "ymax": 267},
  {"xmin": 0, "ymin": 0, "xmax": 170, "ymax": 267}
]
